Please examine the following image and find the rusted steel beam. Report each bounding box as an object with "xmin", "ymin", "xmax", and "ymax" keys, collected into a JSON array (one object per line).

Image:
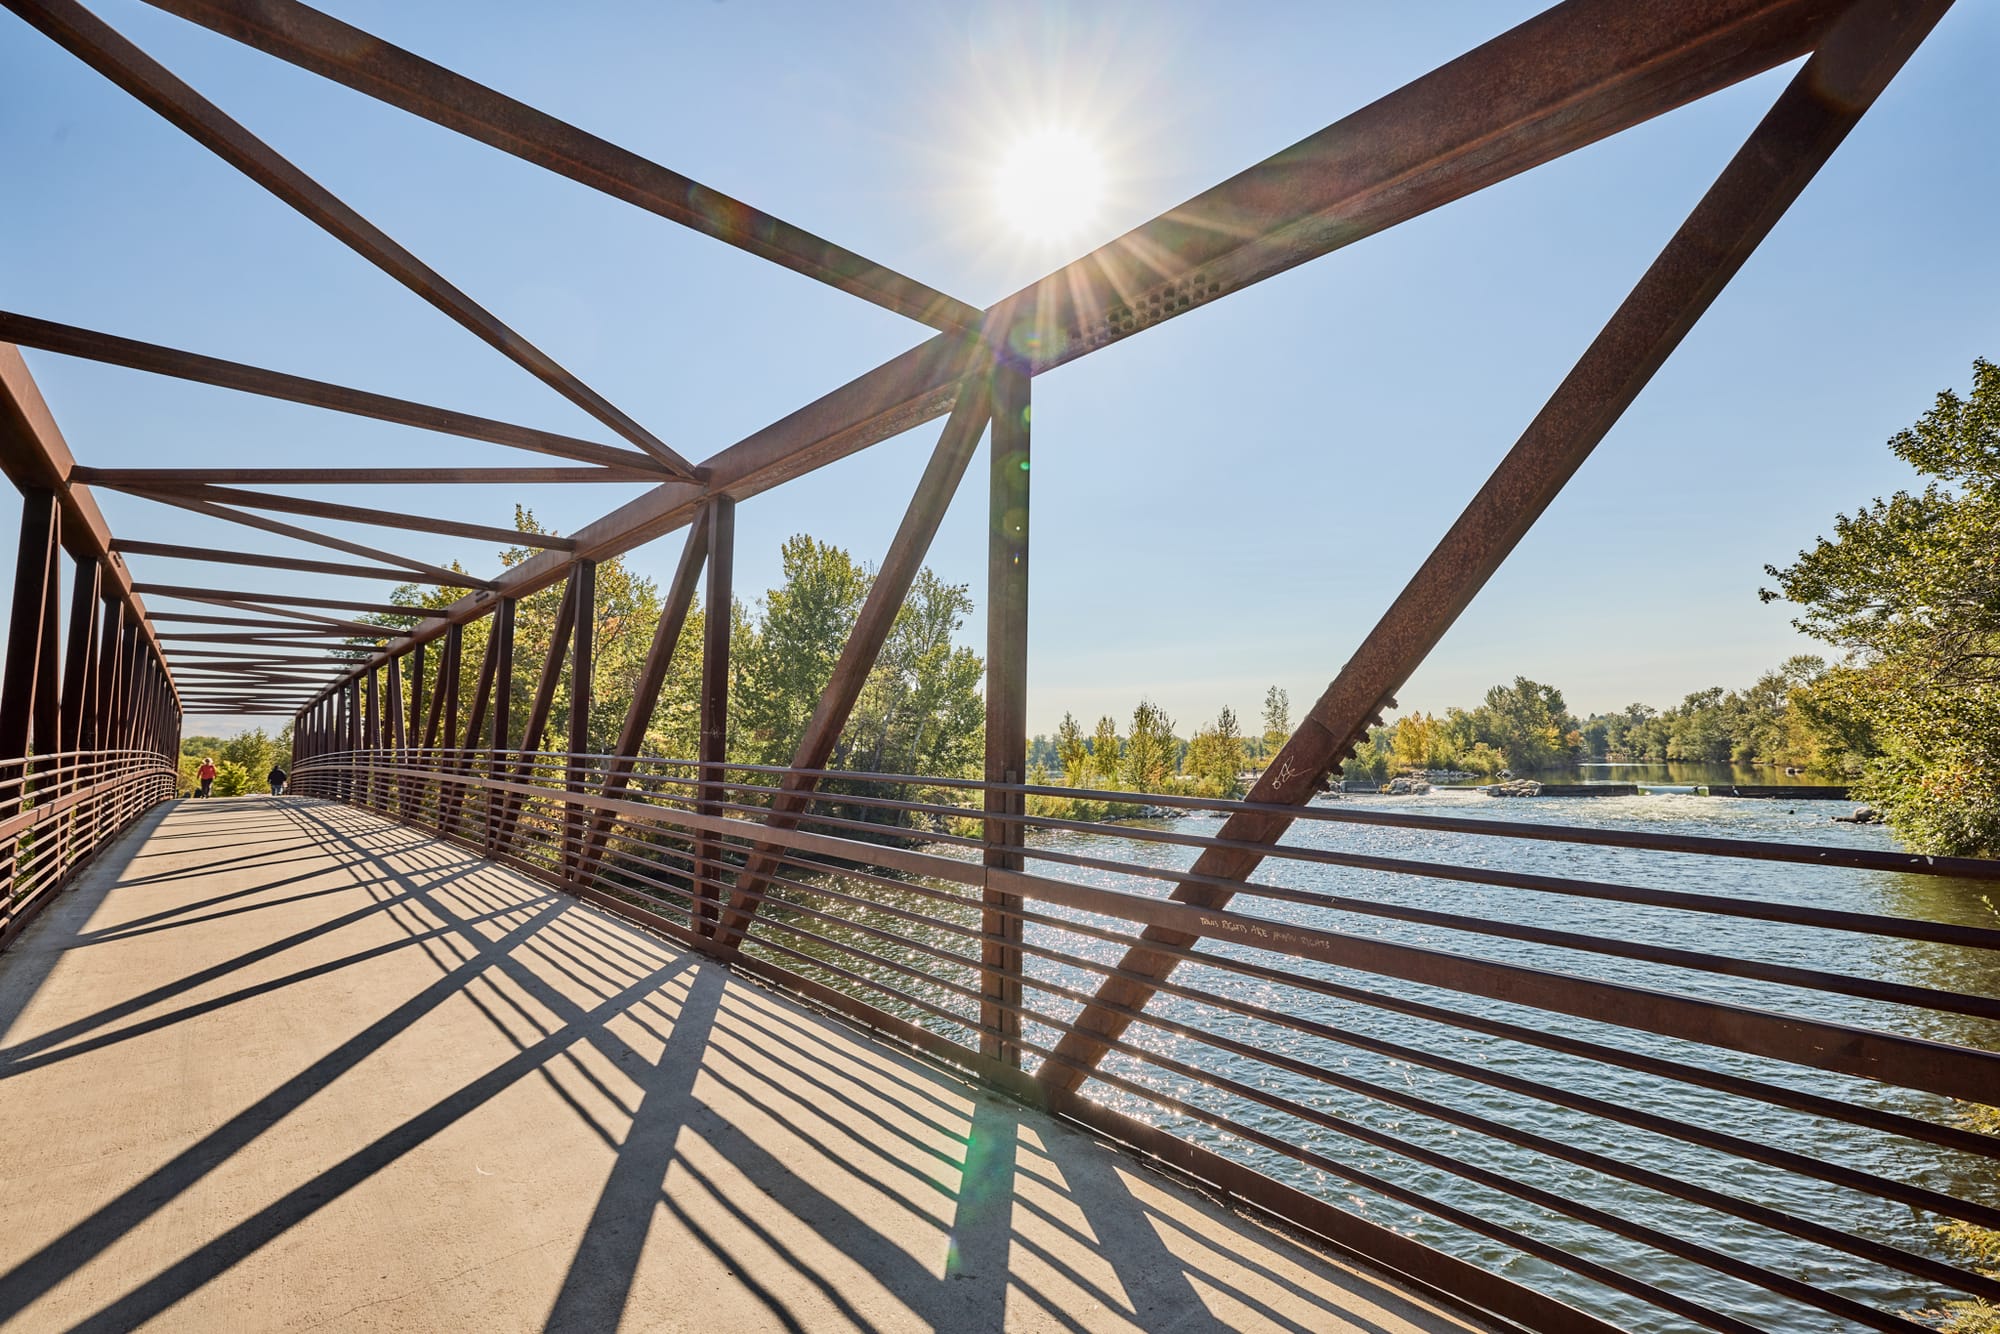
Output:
[
  {"xmin": 982, "ymin": 353, "xmax": 1029, "ymax": 1066},
  {"xmin": 111, "ymin": 538, "xmax": 486, "ymax": 588},
  {"xmin": 1, "ymin": 493, "xmax": 59, "ymax": 830},
  {"xmin": 3, "ymin": 313, "xmax": 666, "ymax": 474},
  {"xmin": 31, "ymin": 506, "xmax": 65, "ymax": 760},
  {"xmin": 0, "ymin": 346, "xmax": 176, "ymax": 702},
  {"xmin": 73, "ymin": 465, "xmax": 655, "ymax": 486},
  {"xmin": 1037, "ymin": 0, "xmax": 1956, "ymax": 1097},
  {"xmin": 711, "ymin": 382, "xmax": 992, "ymax": 951},
  {"xmin": 153, "ymin": 611, "xmax": 387, "ymax": 634},
  {"xmin": 159, "ymin": 632, "xmax": 382, "ymax": 644},
  {"xmin": 339, "ymin": 2, "xmax": 1837, "ymax": 688},
  {"xmin": 565, "ymin": 559, "xmax": 596, "ymax": 875},
  {"xmin": 134, "ymin": 583, "xmax": 448, "ymax": 620},
  {"xmin": 693, "ymin": 500, "xmax": 733, "ymax": 929},
  {"xmin": 119, "ymin": 484, "xmax": 494, "ymax": 587},
  {"xmin": 494, "ymin": 570, "xmax": 575, "ymax": 850},
  {"xmin": 574, "ymin": 509, "xmax": 709, "ymax": 886},
  {"xmin": 140, "ymin": 0, "xmax": 986, "ymax": 336},
  {"xmin": 59, "ymin": 557, "xmax": 102, "ymax": 754},
  {"xmin": 128, "ymin": 483, "xmax": 573, "ymax": 552},
  {"xmin": 2, "ymin": 2, "xmax": 695, "ymax": 476}
]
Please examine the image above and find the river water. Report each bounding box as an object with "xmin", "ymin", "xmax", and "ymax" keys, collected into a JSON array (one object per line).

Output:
[{"xmin": 753, "ymin": 789, "xmax": 2000, "ymax": 1330}]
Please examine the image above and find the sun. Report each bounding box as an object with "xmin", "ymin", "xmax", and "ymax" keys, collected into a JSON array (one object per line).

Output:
[{"xmin": 993, "ymin": 127, "xmax": 1105, "ymax": 244}]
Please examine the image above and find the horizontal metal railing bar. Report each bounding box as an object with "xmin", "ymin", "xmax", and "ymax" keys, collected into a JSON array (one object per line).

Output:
[
  {"xmin": 1016, "ymin": 842, "xmax": 2000, "ymax": 1019},
  {"xmin": 728, "ymin": 920, "xmax": 1770, "ymax": 1334},
  {"xmin": 305, "ymin": 774, "xmax": 1991, "ymax": 1328},
  {"xmin": 1061, "ymin": 1023, "xmax": 1928, "ymax": 1334},
  {"xmin": 739, "ymin": 840, "xmax": 2000, "ymax": 1229},
  {"xmin": 299, "ymin": 757, "xmax": 2000, "ymax": 1101},
  {"xmin": 765, "ymin": 846, "xmax": 2000, "ymax": 1161},
  {"xmin": 713, "ymin": 863, "xmax": 2000, "ymax": 1298},
  {"xmin": 311, "ymin": 752, "xmax": 2000, "ymax": 954},
  {"xmin": 318, "ymin": 749, "xmax": 2000, "ymax": 882}
]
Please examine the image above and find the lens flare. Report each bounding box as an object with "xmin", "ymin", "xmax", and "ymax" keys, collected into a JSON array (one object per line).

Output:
[{"xmin": 993, "ymin": 127, "xmax": 1105, "ymax": 243}]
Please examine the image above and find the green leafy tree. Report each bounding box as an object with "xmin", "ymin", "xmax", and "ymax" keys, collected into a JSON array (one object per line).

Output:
[
  {"xmin": 1763, "ymin": 357, "xmax": 2000, "ymax": 855},
  {"xmin": 1089, "ymin": 716, "xmax": 1121, "ymax": 785},
  {"xmin": 734, "ymin": 535, "xmax": 872, "ymax": 767},
  {"xmin": 1185, "ymin": 705, "xmax": 1246, "ymax": 798},
  {"xmin": 1465, "ymin": 677, "xmax": 1581, "ymax": 773},
  {"xmin": 1054, "ymin": 712, "xmax": 1089, "ymax": 785},
  {"xmin": 1121, "ymin": 699, "xmax": 1178, "ymax": 792},
  {"xmin": 1262, "ymin": 685, "xmax": 1291, "ymax": 754}
]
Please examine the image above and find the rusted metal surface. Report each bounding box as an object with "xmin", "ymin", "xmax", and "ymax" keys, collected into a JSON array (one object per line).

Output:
[
  {"xmin": 2, "ymin": 1, "xmax": 696, "ymax": 477},
  {"xmin": 712, "ymin": 383, "xmax": 992, "ymax": 951},
  {"xmin": 983, "ymin": 353, "xmax": 1030, "ymax": 1065},
  {"xmin": 1038, "ymin": 0, "xmax": 1956, "ymax": 1097},
  {"xmin": 3, "ymin": 313, "xmax": 665, "ymax": 475},
  {"xmin": 140, "ymin": 0, "xmax": 986, "ymax": 336},
  {"xmin": 694, "ymin": 499, "xmax": 733, "ymax": 931}
]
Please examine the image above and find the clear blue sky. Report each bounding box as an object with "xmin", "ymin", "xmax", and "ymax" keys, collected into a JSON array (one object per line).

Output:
[{"xmin": 3, "ymin": 0, "xmax": 1995, "ymax": 740}]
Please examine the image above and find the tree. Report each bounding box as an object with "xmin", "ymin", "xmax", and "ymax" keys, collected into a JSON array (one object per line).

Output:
[
  {"xmin": 1465, "ymin": 677, "xmax": 1580, "ymax": 772},
  {"xmin": 1763, "ymin": 357, "xmax": 2000, "ymax": 855},
  {"xmin": 1185, "ymin": 706, "xmax": 1246, "ymax": 798},
  {"xmin": 732, "ymin": 535, "xmax": 871, "ymax": 767},
  {"xmin": 1089, "ymin": 716, "xmax": 1121, "ymax": 784},
  {"xmin": 1054, "ymin": 712, "xmax": 1089, "ymax": 784},
  {"xmin": 1121, "ymin": 699, "xmax": 1178, "ymax": 792},
  {"xmin": 1262, "ymin": 685, "xmax": 1291, "ymax": 753}
]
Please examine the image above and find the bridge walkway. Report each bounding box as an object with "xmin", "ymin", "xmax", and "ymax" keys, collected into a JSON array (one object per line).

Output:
[{"xmin": 0, "ymin": 796, "xmax": 1489, "ymax": 1333}]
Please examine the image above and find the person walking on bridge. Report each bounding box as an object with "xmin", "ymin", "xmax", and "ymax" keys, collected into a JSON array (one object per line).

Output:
[
  {"xmin": 197, "ymin": 757, "xmax": 216, "ymax": 799},
  {"xmin": 268, "ymin": 766, "xmax": 287, "ymax": 797}
]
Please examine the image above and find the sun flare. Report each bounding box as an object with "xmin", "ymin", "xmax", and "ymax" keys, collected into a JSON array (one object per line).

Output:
[{"xmin": 993, "ymin": 127, "xmax": 1105, "ymax": 243}]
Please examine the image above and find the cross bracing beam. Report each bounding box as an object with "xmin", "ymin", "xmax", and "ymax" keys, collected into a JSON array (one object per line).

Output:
[
  {"xmin": 1036, "ymin": 0, "xmax": 1958, "ymax": 1096},
  {"xmin": 134, "ymin": 583, "xmax": 449, "ymax": 620},
  {"xmin": 75, "ymin": 466, "xmax": 653, "ymax": 486},
  {"xmin": 113, "ymin": 483, "xmax": 574, "ymax": 552},
  {"xmin": 120, "ymin": 485, "xmax": 491, "ymax": 588},
  {"xmin": 331, "ymin": 0, "xmax": 1848, "ymax": 679},
  {"xmin": 111, "ymin": 538, "xmax": 489, "ymax": 588},
  {"xmin": 138, "ymin": 0, "xmax": 987, "ymax": 336},
  {"xmin": 0, "ymin": 312, "xmax": 669, "ymax": 473},
  {"xmin": 1, "ymin": 1, "xmax": 697, "ymax": 477}
]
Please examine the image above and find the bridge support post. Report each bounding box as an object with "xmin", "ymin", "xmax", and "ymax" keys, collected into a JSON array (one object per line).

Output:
[
  {"xmin": 565, "ymin": 559, "xmax": 595, "ymax": 881},
  {"xmin": 695, "ymin": 498, "xmax": 734, "ymax": 931},
  {"xmin": 1, "ymin": 491, "xmax": 60, "ymax": 896},
  {"xmin": 981, "ymin": 353, "xmax": 1029, "ymax": 1066}
]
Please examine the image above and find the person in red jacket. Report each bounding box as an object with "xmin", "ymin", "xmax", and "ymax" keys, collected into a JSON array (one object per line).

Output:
[{"xmin": 197, "ymin": 757, "xmax": 216, "ymax": 799}]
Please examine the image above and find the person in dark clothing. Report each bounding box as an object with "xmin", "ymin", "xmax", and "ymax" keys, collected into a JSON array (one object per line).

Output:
[{"xmin": 268, "ymin": 766, "xmax": 288, "ymax": 796}]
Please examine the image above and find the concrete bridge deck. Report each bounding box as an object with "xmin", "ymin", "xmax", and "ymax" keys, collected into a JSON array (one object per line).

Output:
[{"xmin": 0, "ymin": 797, "xmax": 1489, "ymax": 1333}]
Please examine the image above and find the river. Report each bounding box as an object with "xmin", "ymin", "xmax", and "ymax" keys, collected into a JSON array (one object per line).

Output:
[{"xmin": 748, "ymin": 787, "xmax": 2000, "ymax": 1330}]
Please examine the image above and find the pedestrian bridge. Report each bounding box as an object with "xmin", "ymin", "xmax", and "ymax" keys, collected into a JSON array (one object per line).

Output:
[
  {"xmin": 3, "ymin": 0, "xmax": 1994, "ymax": 1327},
  {"xmin": 0, "ymin": 796, "xmax": 1483, "ymax": 1333}
]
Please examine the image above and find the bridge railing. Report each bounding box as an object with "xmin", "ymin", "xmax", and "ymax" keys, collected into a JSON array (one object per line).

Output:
[
  {"xmin": 1, "ymin": 748, "xmax": 179, "ymax": 949},
  {"xmin": 292, "ymin": 745, "xmax": 2000, "ymax": 1334}
]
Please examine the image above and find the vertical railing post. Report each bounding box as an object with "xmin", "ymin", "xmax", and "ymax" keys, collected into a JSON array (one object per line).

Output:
[
  {"xmin": 58, "ymin": 559, "xmax": 102, "ymax": 872},
  {"xmin": 983, "ymin": 352, "xmax": 1030, "ymax": 1066},
  {"xmin": 385, "ymin": 651, "xmax": 407, "ymax": 817},
  {"xmin": 486, "ymin": 599, "xmax": 514, "ymax": 854},
  {"xmin": 696, "ymin": 498, "xmax": 734, "ymax": 931},
  {"xmin": 566, "ymin": 560, "xmax": 595, "ymax": 881},
  {"xmin": 406, "ymin": 640, "xmax": 425, "ymax": 816}
]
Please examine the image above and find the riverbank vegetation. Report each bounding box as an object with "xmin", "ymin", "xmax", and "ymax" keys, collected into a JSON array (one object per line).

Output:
[{"xmin": 1759, "ymin": 357, "xmax": 2000, "ymax": 858}]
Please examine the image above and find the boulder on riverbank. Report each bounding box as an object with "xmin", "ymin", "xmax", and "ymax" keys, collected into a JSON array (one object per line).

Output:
[
  {"xmin": 1384, "ymin": 776, "xmax": 1432, "ymax": 795},
  {"xmin": 1486, "ymin": 779, "xmax": 1543, "ymax": 798}
]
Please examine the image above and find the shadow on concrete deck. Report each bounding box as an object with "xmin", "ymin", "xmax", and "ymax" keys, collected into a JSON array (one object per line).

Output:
[{"xmin": 0, "ymin": 797, "xmax": 1489, "ymax": 1333}]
